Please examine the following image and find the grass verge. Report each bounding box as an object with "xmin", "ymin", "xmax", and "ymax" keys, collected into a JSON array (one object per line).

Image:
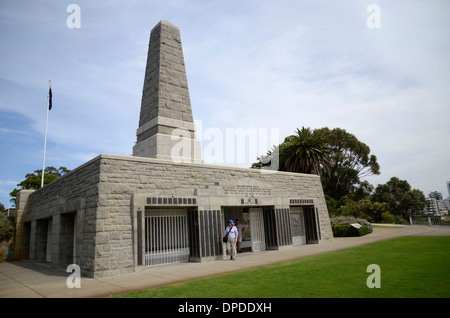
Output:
[{"xmin": 111, "ymin": 236, "xmax": 450, "ymax": 298}]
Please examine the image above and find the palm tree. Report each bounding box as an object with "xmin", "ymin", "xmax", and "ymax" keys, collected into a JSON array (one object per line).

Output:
[{"xmin": 280, "ymin": 127, "xmax": 331, "ymax": 175}]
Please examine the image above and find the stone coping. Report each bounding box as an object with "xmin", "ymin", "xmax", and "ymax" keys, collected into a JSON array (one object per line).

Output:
[{"xmin": 28, "ymin": 153, "xmax": 320, "ymax": 197}]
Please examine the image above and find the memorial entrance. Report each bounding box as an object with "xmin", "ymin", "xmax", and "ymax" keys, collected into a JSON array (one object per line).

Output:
[{"xmin": 223, "ymin": 206, "xmax": 266, "ymax": 252}]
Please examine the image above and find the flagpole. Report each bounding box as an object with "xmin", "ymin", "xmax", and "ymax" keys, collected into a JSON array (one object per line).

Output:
[{"xmin": 41, "ymin": 80, "xmax": 51, "ymax": 188}]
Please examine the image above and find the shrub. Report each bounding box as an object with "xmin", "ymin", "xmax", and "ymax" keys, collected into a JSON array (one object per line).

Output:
[
  {"xmin": 331, "ymin": 216, "xmax": 372, "ymax": 232},
  {"xmin": 395, "ymin": 216, "xmax": 409, "ymax": 225},
  {"xmin": 0, "ymin": 214, "xmax": 15, "ymax": 242},
  {"xmin": 381, "ymin": 212, "xmax": 395, "ymax": 224},
  {"xmin": 332, "ymin": 224, "xmax": 370, "ymax": 237},
  {"xmin": 330, "ymin": 216, "xmax": 358, "ymax": 226},
  {"xmin": 357, "ymin": 218, "xmax": 373, "ymax": 234},
  {"xmin": 330, "ymin": 216, "xmax": 372, "ymax": 237}
]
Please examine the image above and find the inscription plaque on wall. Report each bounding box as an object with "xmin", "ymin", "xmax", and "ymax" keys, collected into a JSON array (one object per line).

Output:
[{"xmin": 223, "ymin": 185, "xmax": 271, "ymax": 197}]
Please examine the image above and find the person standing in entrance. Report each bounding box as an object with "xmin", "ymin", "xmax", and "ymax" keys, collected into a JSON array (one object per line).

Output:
[
  {"xmin": 235, "ymin": 219, "xmax": 245, "ymax": 253},
  {"xmin": 223, "ymin": 220, "xmax": 238, "ymax": 260}
]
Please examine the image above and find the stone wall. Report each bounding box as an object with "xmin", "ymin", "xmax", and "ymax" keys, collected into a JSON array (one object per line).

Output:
[
  {"xmin": 17, "ymin": 153, "xmax": 333, "ymax": 278},
  {"xmin": 95, "ymin": 154, "xmax": 332, "ymax": 277},
  {"xmin": 14, "ymin": 157, "xmax": 102, "ymax": 277}
]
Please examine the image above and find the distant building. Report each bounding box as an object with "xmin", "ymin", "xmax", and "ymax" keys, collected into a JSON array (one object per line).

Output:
[
  {"xmin": 437, "ymin": 201, "xmax": 449, "ymax": 216},
  {"xmin": 428, "ymin": 186, "xmax": 450, "ymax": 217},
  {"xmin": 425, "ymin": 198, "xmax": 438, "ymax": 215},
  {"xmin": 424, "ymin": 197, "xmax": 449, "ymax": 218},
  {"xmin": 429, "ymin": 191, "xmax": 443, "ymax": 201},
  {"xmin": 442, "ymin": 198, "xmax": 450, "ymax": 213}
]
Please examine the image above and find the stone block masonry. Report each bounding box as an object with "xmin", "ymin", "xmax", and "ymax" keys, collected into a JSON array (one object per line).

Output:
[
  {"xmin": 14, "ymin": 157, "xmax": 102, "ymax": 277},
  {"xmin": 133, "ymin": 20, "xmax": 201, "ymax": 163},
  {"xmin": 14, "ymin": 154, "xmax": 333, "ymax": 278},
  {"xmin": 138, "ymin": 20, "xmax": 193, "ymax": 126}
]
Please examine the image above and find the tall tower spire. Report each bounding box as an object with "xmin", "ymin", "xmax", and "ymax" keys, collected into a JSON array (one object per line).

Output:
[{"xmin": 133, "ymin": 20, "xmax": 202, "ymax": 163}]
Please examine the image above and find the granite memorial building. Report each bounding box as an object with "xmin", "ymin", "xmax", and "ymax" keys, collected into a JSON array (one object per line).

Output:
[{"xmin": 13, "ymin": 20, "xmax": 333, "ymax": 278}]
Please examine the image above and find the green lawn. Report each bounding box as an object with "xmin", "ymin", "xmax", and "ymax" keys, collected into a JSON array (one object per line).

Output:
[
  {"xmin": 371, "ymin": 225, "xmax": 404, "ymax": 228},
  {"xmin": 112, "ymin": 236, "xmax": 450, "ymax": 298}
]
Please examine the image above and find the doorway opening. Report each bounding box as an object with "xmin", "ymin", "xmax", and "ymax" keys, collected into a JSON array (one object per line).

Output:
[
  {"xmin": 60, "ymin": 212, "xmax": 77, "ymax": 265},
  {"xmin": 290, "ymin": 207, "xmax": 306, "ymax": 245},
  {"xmin": 223, "ymin": 206, "xmax": 266, "ymax": 253}
]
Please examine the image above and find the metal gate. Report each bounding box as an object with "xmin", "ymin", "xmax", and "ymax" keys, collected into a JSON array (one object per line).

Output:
[
  {"xmin": 290, "ymin": 207, "xmax": 306, "ymax": 245},
  {"xmin": 409, "ymin": 215, "xmax": 450, "ymax": 226},
  {"xmin": 249, "ymin": 208, "xmax": 266, "ymax": 251},
  {"xmin": 145, "ymin": 208, "xmax": 189, "ymax": 266}
]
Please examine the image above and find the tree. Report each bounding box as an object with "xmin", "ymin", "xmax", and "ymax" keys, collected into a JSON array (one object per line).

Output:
[
  {"xmin": 350, "ymin": 180, "xmax": 374, "ymax": 201},
  {"xmin": 251, "ymin": 126, "xmax": 379, "ymax": 207},
  {"xmin": 372, "ymin": 177, "xmax": 426, "ymax": 216},
  {"xmin": 280, "ymin": 127, "xmax": 332, "ymax": 175},
  {"xmin": 9, "ymin": 166, "xmax": 71, "ymax": 206},
  {"xmin": 336, "ymin": 197, "xmax": 391, "ymax": 223},
  {"xmin": 313, "ymin": 127, "xmax": 380, "ymax": 199}
]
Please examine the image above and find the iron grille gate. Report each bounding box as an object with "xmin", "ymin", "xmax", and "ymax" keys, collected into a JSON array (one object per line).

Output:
[
  {"xmin": 249, "ymin": 208, "xmax": 266, "ymax": 251},
  {"xmin": 145, "ymin": 208, "xmax": 189, "ymax": 266}
]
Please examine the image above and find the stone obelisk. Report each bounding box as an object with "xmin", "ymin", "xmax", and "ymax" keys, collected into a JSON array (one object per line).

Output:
[{"xmin": 133, "ymin": 20, "xmax": 202, "ymax": 163}]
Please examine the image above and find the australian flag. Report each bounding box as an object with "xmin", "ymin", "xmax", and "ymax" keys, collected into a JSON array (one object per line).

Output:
[{"xmin": 48, "ymin": 87, "xmax": 52, "ymax": 110}]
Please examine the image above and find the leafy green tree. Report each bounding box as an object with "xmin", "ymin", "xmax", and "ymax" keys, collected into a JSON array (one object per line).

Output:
[
  {"xmin": 372, "ymin": 177, "xmax": 426, "ymax": 215},
  {"xmin": 9, "ymin": 166, "xmax": 70, "ymax": 206},
  {"xmin": 251, "ymin": 127, "xmax": 379, "ymax": 218},
  {"xmin": 313, "ymin": 127, "xmax": 380, "ymax": 199},
  {"xmin": 336, "ymin": 197, "xmax": 391, "ymax": 223},
  {"xmin": 350, "ymin": 180, "xmax": 374, "ymax": 201}
]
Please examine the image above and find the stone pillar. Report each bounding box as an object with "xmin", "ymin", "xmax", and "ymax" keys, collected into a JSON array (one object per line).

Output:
[
  {"xmin": 263, "ymin": 207, "xmax": 278, "ymax": 250},
  {"xmin": 197, "ymin": 209, "xmax": 223, "ymax": 261},
  {"xmin": 274, "ymin": 207, "xmax": 292, "ymax": 248},
  {"xmin": 29, "ymin": 220, "xmax": 37, "ymax": 261},
  {"xmin": 133, "ymin": 20, "xmax": 202, "ymax": 163},
  {"xmin": 304, "ymin": 206, "xmax": 320, "ymax": 244},
  {"xmin": 12, "ymin": 190, "xmax": 34, "ymax": 260},
  {"xmin": 51, "ymin": 214, "xmax": 61, "ymax": 265}
]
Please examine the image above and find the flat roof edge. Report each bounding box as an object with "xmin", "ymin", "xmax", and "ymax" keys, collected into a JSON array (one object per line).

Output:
[{"xmin": 98, "ymin": 154, "xmax": 320, "ymax": 179}]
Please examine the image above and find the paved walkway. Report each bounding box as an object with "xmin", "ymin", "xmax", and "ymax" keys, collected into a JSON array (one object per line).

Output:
[{"xmin": 1, "ymin": 225, "xmax": 449, "ymax": 298}]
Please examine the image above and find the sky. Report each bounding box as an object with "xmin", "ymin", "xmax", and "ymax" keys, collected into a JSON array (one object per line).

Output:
[{"xmin": 1, "ymin": 0, "xmax": 449, "ymax": 208}]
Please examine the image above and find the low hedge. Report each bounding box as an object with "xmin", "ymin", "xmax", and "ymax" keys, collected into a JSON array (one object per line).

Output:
[{"xmin": 332, "ymin": 224, "xmax": 370, "ymax": 237}]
